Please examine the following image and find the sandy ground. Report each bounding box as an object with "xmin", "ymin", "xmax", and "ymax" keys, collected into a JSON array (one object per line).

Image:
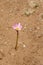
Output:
[{"xmin": 0, "ymin": 0, "xmax": 43, "ymax": 65}]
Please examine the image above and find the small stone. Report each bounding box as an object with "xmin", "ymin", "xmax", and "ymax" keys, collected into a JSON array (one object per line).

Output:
[
  {"xmin": 23, "ymin": 44, "xmax": 26, "ymax": 48},
  {"xmin": 11, "ymin": 53, "xmax": 14, "ymax": 56},
  {"xmin": 29, "ymin": 28, "xmax": 33, "ymax": 31},
  {"xmin": 0, "ymin": 49, "xmax": 3, "ymax": 52},
  {"xmin": 9, "ymin": 9, "xmax": 13, "ymax": 13},
  {"xmin": 0, "ymin": 49, "xmax": 5, "ymax": 60},
  {"xmin": 37, "ymin": 27, "xmax": 40, "ymax": 30},
  {"xmin": 23, "ymin": 24, "xmax": 27, "ymax": 30},
  {"xmin": 4, "ymin": 41, "xmax": 8, "ymax": 44}
]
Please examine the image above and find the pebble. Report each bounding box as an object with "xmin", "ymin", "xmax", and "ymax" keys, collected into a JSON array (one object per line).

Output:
[
  {"xmin": 0, "ymin": 49, "xmax": 4, "ymax": 60},
  {"xmin": 23, "ymin": 44, "xmax": 26, "ymax": 48},
  {"xmin": 4, "ymin": 41, "xmax": 8, "ymax": 44},
  {"xmin": 37, "ymin": 27, "xmax": 40, "ymax": 30},
  {"xmin": 0, "ymin": 49, "xmax": 3, "ymax": 53},
  {"xmin": 23, "ymin": 24, "xmax": 28, "ymax": 30},
  {"xmin": 10, "ymin": 52, "xmax": 15, "ymax": 56},
  {"xmin": 29, "ymin": 28, "xmax": 33, "ymax": 31}
]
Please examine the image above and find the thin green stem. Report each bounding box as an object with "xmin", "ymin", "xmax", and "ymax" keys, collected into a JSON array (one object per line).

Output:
[{"xmin": 15, "ymin": 30, "xmax": 19, "ymax": 50}]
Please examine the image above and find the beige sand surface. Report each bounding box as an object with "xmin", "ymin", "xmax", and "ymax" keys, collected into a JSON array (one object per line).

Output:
[{"xmin": 0, "ymin": 0, "xmax": 43, "ymax": 65}]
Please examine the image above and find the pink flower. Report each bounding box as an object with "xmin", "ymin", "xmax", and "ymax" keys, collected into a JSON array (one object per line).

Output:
[{"xmin": 12, "ymin": 23, "xmax": 22, "ymax": 31}]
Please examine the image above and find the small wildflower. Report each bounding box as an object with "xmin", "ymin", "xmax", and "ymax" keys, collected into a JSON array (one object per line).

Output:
[
  {"xmin": 12, "ymin": 23, "xmax": 22, "ymax": 50},
  {"xmin": 12, "ymin": 23, "xmax": 22, "ymax": 31}
]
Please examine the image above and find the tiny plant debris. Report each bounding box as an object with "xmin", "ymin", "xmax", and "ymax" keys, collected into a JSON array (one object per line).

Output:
[
  {"xmin": 29, "ymin": 1, "xmax": 39, "ymax": 8},
  {"xmin": 24, "ymin": 8, "xmax": 35, "ymax": 16},
  {"xmin": 39, "ymin": 13, "xmax": 43, "ymax": 21},
  {"xmin": 24, "ymin": 9, "xmax": 30, "ymax": 16},
  {"xmin": 12, "ymin": 23, "xmax": 22, "ymax": 50}
]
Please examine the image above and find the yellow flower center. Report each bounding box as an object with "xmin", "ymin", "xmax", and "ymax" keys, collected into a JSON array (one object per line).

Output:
[{"xmin": 16, "ymin": 27, "xmax": 19, "ymax": 30}]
